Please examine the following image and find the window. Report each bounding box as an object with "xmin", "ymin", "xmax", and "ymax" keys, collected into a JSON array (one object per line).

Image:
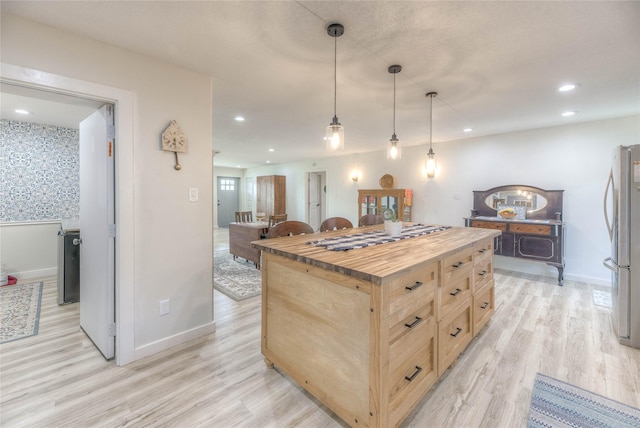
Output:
[{"xmin": 220, "ymin": 179, "xmax": 235, "ymax": 191}]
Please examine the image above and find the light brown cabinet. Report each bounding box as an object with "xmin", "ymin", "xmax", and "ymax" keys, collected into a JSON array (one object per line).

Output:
[
  {"xmin": 254, "ymin": 226, "xmax": 500, "ymax": 427},
  {"xmin": 358, "ymin": 189, "xmax": 412, "ymax": 222},
  {"xmin": 256, "ymin": 175, "xmax": 286, "ymax": 218}
]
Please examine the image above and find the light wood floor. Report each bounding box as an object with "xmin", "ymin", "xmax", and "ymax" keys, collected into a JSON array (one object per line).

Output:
[{"xmin": 1, "ymin": 228, "xmax": 639, "ymax": 427}]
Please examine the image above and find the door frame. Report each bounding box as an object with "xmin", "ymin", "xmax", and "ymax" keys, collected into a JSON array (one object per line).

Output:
[
  {"xmin": 1, "ymin": 62, "xmax": 135, "ymax": 366},
  {"xmin": 306, "ymin": 170, "xmax": 327, "ymax": 229}
]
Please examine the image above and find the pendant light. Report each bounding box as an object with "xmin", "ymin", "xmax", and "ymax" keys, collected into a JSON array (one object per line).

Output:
[
  {"xmin": 425, "ymin": 91, "xmax": 438, "ymax": 178},
  {"xmin": 387, "ymin": 65, "xmax": 402, "ymax": 160},
  {"xmin": 326, "ymin": 23, "xmax": 344, "ymax": 151}
]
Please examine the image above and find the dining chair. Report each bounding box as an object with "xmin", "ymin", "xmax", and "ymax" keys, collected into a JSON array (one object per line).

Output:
[
  {"xmin": 235, "ymin": 211, "xmax": 253, "ymax": 223},
  {"xmin": 358, "ymin": 214, "xmax": 384, "ymax": 226},
  {"xmin": 319, "ymin": 217, "xmax": 353, "ymax": 232},
  {"xmin": 268, "ymin": 213, "xmax": 287, "ymax": 227},
  {"xmin": 266, "ymin": 221, "xmax": 314, "ymax": 239}
]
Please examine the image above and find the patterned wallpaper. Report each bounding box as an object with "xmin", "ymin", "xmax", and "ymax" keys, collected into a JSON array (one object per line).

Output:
[{"xmin": 0, "ymin": 120, "xmax": 80, "ymax": 223}]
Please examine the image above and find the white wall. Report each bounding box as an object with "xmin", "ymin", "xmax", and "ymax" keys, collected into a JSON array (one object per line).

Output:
[
  {"xmin": 245, "ymin": 115, "xmax": 639, "ymax": 285},
  {"xmin": 0, "ymin": 223, "xmax": 59, "ymax": 278},
  {"xmin": 1, "ymin": 14, "xmax": 214, "ymax": 361}
]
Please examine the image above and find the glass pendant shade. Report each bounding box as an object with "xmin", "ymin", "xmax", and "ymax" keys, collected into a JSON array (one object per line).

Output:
[
  {"xmin": 387, "ymin": 134, "xmax": 401, "ymax": 159},
  {"xmin": 425, "ymin": 148, "xmax": 436, "ymax": 178},
  {"xmin": 326, "ymin": 117, "xmax": 344, "ymax": 151}
]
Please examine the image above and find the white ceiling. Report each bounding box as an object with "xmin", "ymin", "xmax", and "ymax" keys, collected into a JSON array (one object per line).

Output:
[{"xmin": 2, "ymin": 1, "xmax": 639, "ymax": 168}]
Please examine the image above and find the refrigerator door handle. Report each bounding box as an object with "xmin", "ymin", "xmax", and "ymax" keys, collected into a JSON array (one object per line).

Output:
[
  {"xmin": 603, "ymin": 257, "xmax": 618, "ymax": 272},
  {"xmin": 603, "ymin": 169, "xmax": 615, "ymax": 241}
]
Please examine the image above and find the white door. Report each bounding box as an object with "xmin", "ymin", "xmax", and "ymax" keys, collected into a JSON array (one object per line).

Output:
[
  {"xmin": 307, "ymin": 172, "xmax": 325, "ymax": 231},
  {"xmin": 79, "ymin": 105, "xmax": 115, "ymax": 360},
  {"xmin": 217, "ymin": 177, "xmax": 240, "ymax": 227}
]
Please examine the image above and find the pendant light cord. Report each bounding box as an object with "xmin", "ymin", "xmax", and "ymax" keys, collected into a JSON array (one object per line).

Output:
[
  {"xmin": 429, "ymin": 93, "xmax": 433, "ymax": 150},
  {"xmin": 333, "ymin": 36, "xmax": 337, "ymax": 117},
  {"xmin": 393, "ymin": 73, "xmax": 396, "ymax": 135}
]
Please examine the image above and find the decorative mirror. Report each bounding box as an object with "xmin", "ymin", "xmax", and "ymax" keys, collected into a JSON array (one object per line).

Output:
[
  {"xmin": 470, "ymin": 185, "xmax": 564, "ymax": 221},
  {"xmin": 484, "ymin": 189, "xmax": 548, "ymax": 213}
]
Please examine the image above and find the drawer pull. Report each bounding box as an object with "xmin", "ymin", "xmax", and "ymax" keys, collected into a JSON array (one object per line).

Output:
[
  {"xmin": 478, "ymin": 248, "xmax": 487, "ymax": 253},
  {"xmin": 452, "ymin": 262, "xmax": 464, "ymax": 268},
  {"xmin": 450, "ymin": 327, "xmax": 462, "ymax": 337},
  {"xmin": 480, "ymin": 302, "xmax": 489, "ymax": 309},
  {"xmin": 404, "ymin": 316, "xmax": 423, "ymax": 329},
  {"xmin": 449, "ymin": 288, "xmax": 462, "ymax": 297},
  {"xmin": 405, "ymin": 281, "xmax": 423, "ymax": 291},
  {"xmin": 404, "ymin": 366, "xmax": 423, "ymax": 382},
  {"xmin": 478, "ymin": 270, "xmax": 488, "ymax": 276}
]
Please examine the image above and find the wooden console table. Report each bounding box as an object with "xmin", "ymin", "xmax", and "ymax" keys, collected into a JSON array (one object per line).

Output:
[
  {"xmin": 464, "ymin": 185, "xmax": 566, "ymax": 285},
  {"xmin": 229, "ymin": 221, "xmax": 268, "ymax": 268}
]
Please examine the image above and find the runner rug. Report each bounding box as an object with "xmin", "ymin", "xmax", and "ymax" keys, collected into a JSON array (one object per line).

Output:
[
  {"xmin": 528, "ymin": 372, "xmax": 640, "ymax": 428},
  {"xmin": 213, "ymin": 251, "xmax": 261, "ymax": 301},
  {"xmin": 0, "ymin": 281, "xmax": 43, "ymax": 344}
]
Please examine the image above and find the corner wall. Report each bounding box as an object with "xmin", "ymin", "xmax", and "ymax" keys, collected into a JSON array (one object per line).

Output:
[{"xmin": 1, "ymin": 14, "xmax": 214, "ymax": 362}]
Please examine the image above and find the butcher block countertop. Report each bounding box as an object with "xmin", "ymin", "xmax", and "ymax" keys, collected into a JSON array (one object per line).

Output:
[{"xmin": 252, "ymin": 223, "xmax": 501, "ymax": 284}]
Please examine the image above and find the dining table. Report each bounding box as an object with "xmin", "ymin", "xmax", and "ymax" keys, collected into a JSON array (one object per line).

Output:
[{"xmin": 228, "ymin": 221, "xmax": 270, "ymax": 268}]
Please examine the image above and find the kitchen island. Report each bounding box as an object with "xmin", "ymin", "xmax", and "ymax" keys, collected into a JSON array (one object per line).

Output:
[{"xmin": 252, "ymin": 224, "xmax": 501, "ymax": 427}]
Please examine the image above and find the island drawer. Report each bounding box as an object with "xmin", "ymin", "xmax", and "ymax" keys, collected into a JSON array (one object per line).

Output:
[
  {"xmin": 473, "ymin": 238, "xmax": 494, "ymax": 265},
  {"xmin": 387, "ymin": 262, "xmax": 438, "ymax": 316},
  {"xmin": 388, "ymin": 330, "xmax": 438, "ymax": 425},
  {"xmin": 438, "ymin": 300, "xmax": 472, "ymax": 377},
  {"xmin": 471, "ymin": 220, "xmax": 507, "ymax": 231},
  {"xmin": 473, "ymin": 257, "xmax": 493, "ymax": 290},
  {"xmin": 388, "ymin": 296, "xmax": 436, "ymax": 346},
  {"xmin": 441, "ymin": 247, "xmax": 474, "ymax": 286},
  {"xmin": 473, "ymin": 280, "xmax": 495, "ymax": 336},
  {"xmin": 437, "ymin": 272, "xmax": 472, "ymax": 322}
]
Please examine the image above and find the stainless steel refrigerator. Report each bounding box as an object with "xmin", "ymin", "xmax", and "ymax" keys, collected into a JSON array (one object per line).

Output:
[{"xmin": 604, "ymin": 144, "xmax": 640, "ymax": 348}]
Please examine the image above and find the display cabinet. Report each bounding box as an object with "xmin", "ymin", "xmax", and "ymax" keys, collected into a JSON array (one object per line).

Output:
[
  {"xmin": 464, "ymin": 185, "xmax": 566, "ymax": 285},
  {"xmin": 257, "ymin": 175, "xmax": 286, "ymax": 219},
  {"xmin": 358, "ymin": 189, "xmax": 412, "ymax": 222}
]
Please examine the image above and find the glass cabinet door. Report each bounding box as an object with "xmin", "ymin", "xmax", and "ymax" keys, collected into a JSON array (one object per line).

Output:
[
  {"xmin": 381, "ymin": 196, "xmax": 399, "ymax": 218},
  {"xmin": 361, "ymin": 195, "xmax": 378, "ymax": 215}
]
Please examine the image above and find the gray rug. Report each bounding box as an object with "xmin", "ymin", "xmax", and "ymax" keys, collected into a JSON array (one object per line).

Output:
[
  {"xmin": 528, "ymin": 372, "xmax": 640, "ymax": 427},
  {"xmin": 0, "ymin": 281, "xmax": 43, "ymax": 343},
  {"xmin": 214, "ymin": 251, "xmax": 261, "ymax": 301}
]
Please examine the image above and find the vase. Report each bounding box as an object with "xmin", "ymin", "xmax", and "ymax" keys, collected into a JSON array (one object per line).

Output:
[{"xmin": 384, "ymin": 220, "xmax": 403, "ymax": 237}]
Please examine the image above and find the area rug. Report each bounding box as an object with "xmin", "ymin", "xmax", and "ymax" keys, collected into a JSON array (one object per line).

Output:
[
  {"xmin": 0, "ymin": 281, "xmax": 43, "ymax": 344},
  {"xmin": 528, "ymin": 372, "xmax": 640, "ymax": 428},
  {"xmin": 213, "ymin": 251, "xmax": 261, "ymax": 301}
]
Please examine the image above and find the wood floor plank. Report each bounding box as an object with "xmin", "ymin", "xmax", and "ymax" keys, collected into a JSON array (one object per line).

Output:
[{"xmin": 1, "ymin": 230, "xmax": 638, "ymax": 427}]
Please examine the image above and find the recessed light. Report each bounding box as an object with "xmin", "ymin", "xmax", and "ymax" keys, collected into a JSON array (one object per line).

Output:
[
  {"xmin": 268, "ymin": 148, "xmax": 274, "ymax": 152},
  {"xmin": 236, "ymin": 165, "xmax": 241, "ymax": 168},
  {"xmin": 234, "ymin": 116, "xmax": 245, "ymax": 122},
  {"xmin": 562, "ymin": 111, "xmax": 578, "ymax": 117},
  {"xmin": 15, "ymin": 109, "xmax": 31, "ymax": 115},
  {"xmin": 266, "ymin": 160, "xmax": 271, "ymax": 164},
  {"xmin": 463, "ymin": 128, "xmax": 473, "ymax": 133},
  {"xmin": 558, "ymin": 83, "xmax": 580, "ymax": 92}
]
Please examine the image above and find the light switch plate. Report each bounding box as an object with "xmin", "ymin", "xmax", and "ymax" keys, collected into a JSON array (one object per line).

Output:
[{"xmin": 188, "ymin": 188, "xmax": 199, "ymax": 202}]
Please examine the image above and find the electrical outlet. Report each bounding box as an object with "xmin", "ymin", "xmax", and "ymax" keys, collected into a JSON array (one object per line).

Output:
[
  {"xmin": 159, "ymin": 299, "xmax": 170, "ymax": 316},
  {"xmin": 188, "ymin": 188, "xmax": 199, "ymax": 202}
]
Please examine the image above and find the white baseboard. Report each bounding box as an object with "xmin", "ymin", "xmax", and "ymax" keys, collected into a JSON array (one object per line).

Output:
[
  {"xmin": 11, "ymin": 267, "xmax": 57, "ymax": 280},
  {"xmin": 494, "ymin": 256, "xmax": 611, "ymax": 287},
  {"xmin": 131, "ymin": 321, "xmax": 216, "ymax": 363}
]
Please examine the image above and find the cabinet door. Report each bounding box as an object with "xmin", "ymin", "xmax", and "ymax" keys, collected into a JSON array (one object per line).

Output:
[
  {"xmin": 495, "ymin": 233, "xmax": 515, "ymax": 257},
  {"xmin": 516, "ymin": 235, "xmax": 557, "ymax": 261}
]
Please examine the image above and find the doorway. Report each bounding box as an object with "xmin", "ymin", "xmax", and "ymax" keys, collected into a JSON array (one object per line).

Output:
[
  {"xmin": 307, "ymin": 171, "xmax": 326, "ymax": 231},
  {"xmin": 217, "ymin": 176, "xmax": 240, "ymax": 227},
  {"xmin": 1, "ymin": 63, "xmax": 135, "ymax": 365}
]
